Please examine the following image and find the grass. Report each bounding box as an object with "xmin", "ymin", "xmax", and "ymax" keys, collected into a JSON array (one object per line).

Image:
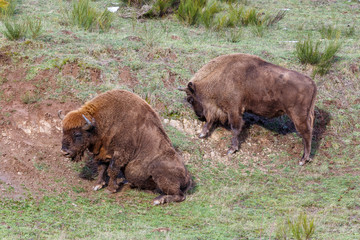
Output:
[{"xmin": 0, "ymin": 0, "xmax": 360, "ymax": 239}]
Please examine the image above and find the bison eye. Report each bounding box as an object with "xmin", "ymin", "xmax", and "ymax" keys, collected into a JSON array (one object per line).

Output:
[{"xmin": 73, "ymin": 132, "xmax": 82, "ymax": 140}]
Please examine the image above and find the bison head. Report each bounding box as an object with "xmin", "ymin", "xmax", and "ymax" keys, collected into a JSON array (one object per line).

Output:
[
  {"xmin": 179, "ymin": 82, "xmax": 205, "ymax": 121},
  {"xmin": 59, "ymin": 111, "xmax": 97, "ymax": 162}
]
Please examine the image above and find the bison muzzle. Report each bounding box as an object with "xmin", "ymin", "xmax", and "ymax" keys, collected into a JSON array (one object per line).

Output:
[{"xmin": 179, "ymin": 53, "xmax": 317, "ymax": 165}]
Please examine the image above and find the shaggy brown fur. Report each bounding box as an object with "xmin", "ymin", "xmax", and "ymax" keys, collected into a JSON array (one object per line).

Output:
[
  {"xmin": 180, "ymin": 53, "xmax": 317, "ymax": 165},
  {"xmin": 60, "ymin": 90, "xmax": 192, "ymax": 204}
]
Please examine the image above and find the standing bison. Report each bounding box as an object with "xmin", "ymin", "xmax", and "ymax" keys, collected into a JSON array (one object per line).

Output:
[
  {"xmin": 59, "ymin": 89, "xmax": 192, "ymax": 205},
  {"xmin": 179, "ymin": 53, "xmax": 317, "ymax": 165}
]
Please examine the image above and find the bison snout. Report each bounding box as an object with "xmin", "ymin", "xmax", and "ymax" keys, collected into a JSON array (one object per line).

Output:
[{"xmin": 61, "ymin": 149, "xmax": 71, "ymax": 157}]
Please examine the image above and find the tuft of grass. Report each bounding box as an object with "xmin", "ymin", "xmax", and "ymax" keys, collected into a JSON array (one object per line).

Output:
[
  {"xmin": 314, "ymin": 40, "xmax": 342, "ymax": 76},
  {"xmin": 251, "ymin": 24, "xmax": 266, "ymax": 37},
  {"xmin": 200, "ymin": 0, "xmax": 223, "ymax": 29},
  {"xmin": 241, "ymin": 7, "xmax": 267, "ymax": 26},
  {"xmin": 20, "ymin": 91, "xmax": 41, "ymax": 104},
  {"xmin": 27, "ymin": 17, "xmax": 43, "ymax": 39},
  {"xmin": 296, "ymin": 36, "xmax": 341, "ymax": 76},
  {"xmin": 68, "ymin": 0, "xmax": 113, "ymax": 32},
  {"xmin": 343, "ymin": 24, "xmax": 355, "ymax": 37},
  {"xmin": 295, "ymin": 37, "xmax": 322, "ymax": 65},
  {"xmin": 0, "ymin": 0, "xmax": 16, "ymax": 17},
  {"xmin": 266, "ymin": 10, "xmax": 286, "ymax": 27},
  {"xmin": 276, "ymin": 213, "xmax": 316, "ymax": 240},
  {"xmin": 176, "ymin": 0, "xmax": 206, "ymax": 26},
  {"xmin": 1, "ymin": 18, "xmax": 27, "ymax": 40},
  {"xmin": 226, "ymin": 26, "xmax": 242, "ymax": 42},
  {"xmin": 319, "ymin": 23, "xmax": 341, "ymax": 39}
]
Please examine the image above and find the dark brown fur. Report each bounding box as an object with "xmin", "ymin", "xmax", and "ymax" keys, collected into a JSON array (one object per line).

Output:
[
  {"xmin": 180, "ymin": 53, "xmax": 317, "ymax": 165},
  {"xmin": 60, "ymin": 90, "xmax": 192, "ymax": 204}
]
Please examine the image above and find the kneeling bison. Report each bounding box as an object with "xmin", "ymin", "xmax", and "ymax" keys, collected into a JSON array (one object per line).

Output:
[
  {"xmin": 179, "ymin": 53, "xmax": 317, "ymax": 165},
  {"xmin": 59, "ymin": 89, "xmax": 192, "ymax": 205}
]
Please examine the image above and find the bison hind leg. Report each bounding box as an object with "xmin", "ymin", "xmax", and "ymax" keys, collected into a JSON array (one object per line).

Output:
[
  {"xmin": 288, "ymin": 112, "xmax": 314, "ymax": 166},
  {"xmin": 153, "ymin": 193, "xmax": 186, "ymax": 205}
]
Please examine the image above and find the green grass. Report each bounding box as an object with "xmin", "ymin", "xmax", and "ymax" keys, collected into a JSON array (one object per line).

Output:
[{"xmin": 1, "ymin": 0, "xmax": 360, "ymax": 239}]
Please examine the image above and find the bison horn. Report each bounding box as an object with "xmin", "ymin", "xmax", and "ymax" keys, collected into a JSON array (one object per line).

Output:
[
  {"xmin": 58, "ymin": 110, "xmax": 65, "ymax": 120},
  {"xmin": 82, "ymin": 114, "xmax": 94, "ymax": 130},
  {"xmin": 177, "ymin": 87, "xmax": 187, "ymax": 92}
]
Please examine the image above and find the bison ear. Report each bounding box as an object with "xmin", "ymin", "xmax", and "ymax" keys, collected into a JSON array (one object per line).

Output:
[
  {"xmin": 82, "ymin": 114, "xmax": 95, "ymax": 131},
  {"xmin": 187, "ymin": 82, "xmax": 195, "ymax": 94}
]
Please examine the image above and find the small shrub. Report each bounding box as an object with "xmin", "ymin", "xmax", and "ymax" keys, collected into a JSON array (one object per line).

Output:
[
  {"xmin": 1, "ymin": 18, "xmax": 27, "ymax": 40},
  {"xmin": 319, "ymin": 23, "xmax": 340, "ymax": 39},
  {"xmin": 176, "ymin": 0, "xmax": 205, "ymax": 26}
]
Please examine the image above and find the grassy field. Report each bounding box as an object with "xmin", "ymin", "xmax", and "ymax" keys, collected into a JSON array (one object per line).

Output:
[{"xmin": 0, "ymin": 0, "xmax": 359, "ymax": 239}]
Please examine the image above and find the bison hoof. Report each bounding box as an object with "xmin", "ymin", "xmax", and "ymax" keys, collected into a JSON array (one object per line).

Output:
[
  {"xmin": 227, "ymin": 147, "xmax": 238, "ymax": 155},
  {"xmin": 93, "ymin": 184, "xmax": 104, "ymax": 191},
  {"xmin": 299, "ymin": 158, "xmax": 312, "ymax": 166},
  {"xmin": 199, "ymin": 132, "xmax": 208, "ymax": 138},
  {"xmin": 153, "ymin": 195, "xmax": 166, "ymax": 205}
]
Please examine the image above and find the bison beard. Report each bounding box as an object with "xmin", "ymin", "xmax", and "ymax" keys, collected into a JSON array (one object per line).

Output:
[
  {"xmin": 179, "ymin": 53, "xmax": 317, "ymax": 165},
  {"xmin": 59, "ymin": 90, "xmax": 192, "ymax": 205}
]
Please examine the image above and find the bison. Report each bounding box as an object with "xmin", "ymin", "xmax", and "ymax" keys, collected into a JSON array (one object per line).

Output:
[
  {"xmin": 179, "ymin": 53, "xmax": 317, "ymax": 165},
  {"xmin": 59, "ymin": 89, "xmax": 192, "ymax": 205}
]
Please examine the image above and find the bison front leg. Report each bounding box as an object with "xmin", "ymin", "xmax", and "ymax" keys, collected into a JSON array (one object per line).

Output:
[
  {"xmin": 227, "ymin": 112, "xmax": 244, "ymax": 154},
  {"xmin": 199, "ymin": 120, "xmax": 214, "ymax": 138},
  {"xmin": 93, "ymin": 163, "xmax": 108, "ymax": 191}
]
